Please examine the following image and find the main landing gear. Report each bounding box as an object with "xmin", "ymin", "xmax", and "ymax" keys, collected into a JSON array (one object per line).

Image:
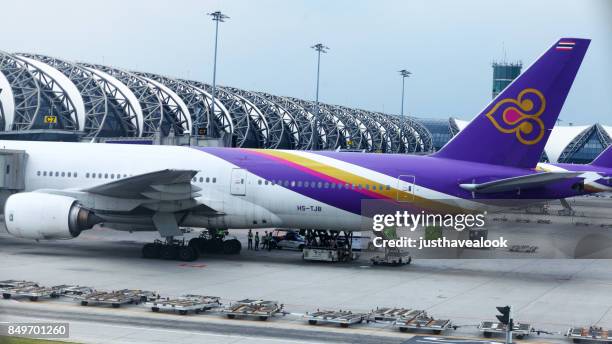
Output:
[
  {"xmin": 141, "ymin": 229, "xmax": 242, "ymax": 262},
  {"xmin": 142, "ymin": 238, "xmax": 199, "ymax": 262},
  {"xmin": 188, "ymin": 229, "xmax": 242, "ymax": 255}
]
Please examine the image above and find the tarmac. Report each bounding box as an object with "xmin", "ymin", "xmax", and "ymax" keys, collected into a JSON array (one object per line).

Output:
[{"xmin": 1, "ymin": 202, "xmax": 612, "ymax": 343}]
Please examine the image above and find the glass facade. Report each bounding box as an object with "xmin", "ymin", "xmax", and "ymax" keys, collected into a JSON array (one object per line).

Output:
[
  {"xmin": 415, "ymin": 118, "xmax": 456, "ymax": 151},
  {"xmin": 563, "ymin": 129, "xmax": 608, "ymax": 164}
]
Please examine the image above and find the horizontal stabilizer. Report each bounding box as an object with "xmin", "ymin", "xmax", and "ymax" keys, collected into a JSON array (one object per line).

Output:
[{"xmin": 459, "ymin": 171, "xmax": 583, "ymax": 194}]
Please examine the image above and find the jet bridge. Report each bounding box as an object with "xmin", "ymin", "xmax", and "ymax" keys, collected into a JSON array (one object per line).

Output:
[{"xmin": 0, "ymin": 149, "xmax": 26, "ymax": 210}]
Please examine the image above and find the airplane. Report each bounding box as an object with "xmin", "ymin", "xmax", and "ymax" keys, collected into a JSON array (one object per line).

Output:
[{"xmin": 0, "ymin": 38, "xmax": 594, "ymax": 262}]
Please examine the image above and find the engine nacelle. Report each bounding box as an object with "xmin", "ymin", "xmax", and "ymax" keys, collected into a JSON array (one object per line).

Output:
[{"xmin": 4, "ymin": 193, "xmax": 98, "ymax": 240}]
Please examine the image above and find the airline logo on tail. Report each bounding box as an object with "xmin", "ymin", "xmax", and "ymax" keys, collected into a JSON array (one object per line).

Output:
[{"xmin": 486, "ymin": 88, "xmax": 547, "ymax": 145}]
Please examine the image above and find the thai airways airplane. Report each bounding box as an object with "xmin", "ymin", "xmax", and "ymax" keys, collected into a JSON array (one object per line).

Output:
[{"xmin": 0, "ymin": 38, "xmax": 593, "ymax": 261}]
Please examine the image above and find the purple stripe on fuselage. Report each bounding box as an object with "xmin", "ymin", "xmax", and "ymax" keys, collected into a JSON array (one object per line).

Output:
[
  {"xmin": 312, "ymin": 151, "xmax": 584, "ymax": 199},
  {"xmin": 196, "ymin": 147, "xmax": 393, "ymax": 214}
]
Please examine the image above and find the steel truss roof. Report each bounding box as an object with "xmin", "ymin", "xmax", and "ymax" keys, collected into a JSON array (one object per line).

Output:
[
  {"xmin": 21, "ymin": 54, "xmax": 140, "ymax": 138},
  {"xmin": 0, "ymin": 52, "xmax": 437, "ymax": 153},
  {"xmin": 0, "ymin": 51, "xmax": 79, "ymax": 131}
]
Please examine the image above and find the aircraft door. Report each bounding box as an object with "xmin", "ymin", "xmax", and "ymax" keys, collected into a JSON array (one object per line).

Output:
[
  {"xmin": 230, "ymin": 168, "xmax": 247, "ymax": 196},
  {"xmin": 396, "ymin": 175, "xmax": 415, "ymax": 202}
]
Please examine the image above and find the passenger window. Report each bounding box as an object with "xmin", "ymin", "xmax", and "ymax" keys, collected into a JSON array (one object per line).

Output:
[
  {"xmin": 104, "ymin": 173, "xmax": 108, "ymax": 179},
  {"xmin": 61, "ymin": 172, "xmax": 65, "ymax": 177},
  {"xmin": 265, "ymin": 180, "xmax": 269, "ymax": 185},
  {"xmin": 304, "ymin": 181, "xmax": 309, "ymax": 188},
  {"xmin": 206, "ymin": 177, "xmax": 210, "ymax": 183},
  {"xmin": 372, "ymin": 185, "xmax": 376, "ymax": 191},
  {"xmin": 43, "ymin": 171, "xmax": 47, "ymax": 176},
  {"xmin": 258, "ymin": 180, "xmax": 262, "ymax": 185},
  {"xmin": 111, "ymin": 174, "xmax": 115, "ymax": 179},
  {"xmin": 74, "ymin": 172, "xmax": 77, "ymax": 178},
  {"xmin": 324, "ymin": 182, "xmax": 329, "ymax": 189},
  {"xmin": 331, "ymin": 183, "xmax": 336, "ymax": 189},
  {"xmin": 37, "ymin": 171, "xmax": 41, "ymax": 176},
  {"xmin": 98, "ymin": 173, "xmax": 102, "ymax": 178},
  {"xmin": 317, "ymin": 182, "xmax": 322, "ymax": 188},
  {"xmin": 386, "ymin": 185, "xmax": 391, "ymax": 190},
  {"xmin": 291, "ymin": 181, "xmax": 295, "ymax": 187},
  {"xmin": 67, "ymin": 172, "xmax": 71, "ymax": 177},
  {"xmin": 365, "ymin": 184, "xmax": 370, "ymax": 190},
  {"xmin": 358, "ymin": 184, "xmax": 362, "ymax": 190},
  {"xmin": 297, "ymin": 181, "xmax": 302, "ymax": 187},
  {"xmin": 199, "ymin": 177, "xmax": 203, "ymax": 183},
  {"xmin": 212, "ymin": 178, "xmax": 216, "ymax": 183},
  {"xmin": 192, "ymin": 177, "xmax": 196, "ymax": 182},
  {"xmin": 283, "ymin": 180, "xmax": 289, "ymax": 187}
]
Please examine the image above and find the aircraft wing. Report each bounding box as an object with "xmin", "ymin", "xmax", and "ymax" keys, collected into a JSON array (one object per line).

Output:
[
  {"xmin": 459, "ymin": 171, "xmax": 583, "ymax": 194},
  {"xmin": 84, "ymin": 169, "xmax": 201, "ymax": 200}
]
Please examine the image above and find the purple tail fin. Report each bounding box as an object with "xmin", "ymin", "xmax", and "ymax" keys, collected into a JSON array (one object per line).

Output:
[
  {"xmin": 435, "ymin": 38, "xmax": 590, "ymax": 168},
  {"xmin": 591, "ymin": 144, "xmax": 612, "ymax": 167}
]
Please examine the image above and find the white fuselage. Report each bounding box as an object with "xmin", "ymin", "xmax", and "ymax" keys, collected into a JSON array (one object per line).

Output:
[{"xmin": 0, "ymin": 140, "xmax": 363, "ymax": 231}]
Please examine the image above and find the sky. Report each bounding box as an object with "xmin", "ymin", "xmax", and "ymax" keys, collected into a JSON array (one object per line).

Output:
[{"xmin": 1, "ymin": 0, "xmax": 611, "ymax": 123}]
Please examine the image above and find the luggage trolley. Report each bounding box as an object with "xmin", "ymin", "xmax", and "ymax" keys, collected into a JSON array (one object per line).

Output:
[
  {"xmin": 79, "ymin": 289, "xmax": 157, "ymax": 308},
  {"xmin": 478, "ymin": 321, "xmax": 532, "ymax": 339},
  {"xmin": 304, "ymin": 310, "xmax": 367, "ymax": 328},
  {"xmin": 567, "ymin": 326, "xmax": 612, "ymax": 343},
  {"xmin": 146, "ymin": 295, "xmax": 221, "ymax": 315},
  {"xmin": 223, "ymin": 299, "xmax": 283, "ymax": 321},
  {"xmin": 394, "ymin": 311, "xmax": 453, "ymax": 334},
  {"xmin": 368, "ymin": 307, "xmax": 423, "ymax": 323}
]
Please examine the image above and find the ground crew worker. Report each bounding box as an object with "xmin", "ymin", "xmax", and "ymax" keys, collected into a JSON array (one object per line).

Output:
[
  {"xmin": 247, "ymin": 229, "xmax": 253, "ymax": 250},
  {"xmin": 254, "ymin": 232, "xmax": 260, "ymax": 250},
  {"xmin": 267, "ymin": 232, "xmax": 273, "ymax": 251},
  {"xmin": 263, "ymin": 230, "xmax": 269, "ymax": 249}
]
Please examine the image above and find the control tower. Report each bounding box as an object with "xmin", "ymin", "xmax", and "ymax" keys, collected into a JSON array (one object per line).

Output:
[{"xmin": 492, "ymin": 61, "xmax": 522, "ymax": 98}]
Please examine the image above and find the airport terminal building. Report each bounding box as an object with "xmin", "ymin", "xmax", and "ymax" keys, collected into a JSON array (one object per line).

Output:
[{"xmin": 0, "ymin": 52, "xmax": 609, "ymax": 163}]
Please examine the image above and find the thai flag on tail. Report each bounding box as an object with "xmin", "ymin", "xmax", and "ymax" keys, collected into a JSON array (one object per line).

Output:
[{"xmin": 556, "ymin": 41, "xmax": 575, "ymax": 51}]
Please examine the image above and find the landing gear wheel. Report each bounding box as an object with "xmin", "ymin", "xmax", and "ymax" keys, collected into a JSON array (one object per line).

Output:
[
  {"xmin": 160, "ymin": 245, "xmax": 179, "ymax": 260},
  {"xmin": 142, "ymin": 243, "xmax": 162, "ymax": 259},
  {"xmin": 203, "ymin": 239, "xmax": 224, "ymax": 253},
  {"xmin": 223, "ymin": 239, "xmax": 242, "ymax": 254},
  {"xmin": 188, "ymin": 238, "xmax": 202, "ymax": 252},
  {"xmin": 178, "ymin": 246, "xmax": 199, "ymax": 262}
]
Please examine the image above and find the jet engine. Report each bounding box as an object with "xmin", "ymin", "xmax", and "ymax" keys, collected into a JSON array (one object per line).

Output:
[{"xmin": 4, "ymin": 193, "xmax": 100, "ymax": 240}]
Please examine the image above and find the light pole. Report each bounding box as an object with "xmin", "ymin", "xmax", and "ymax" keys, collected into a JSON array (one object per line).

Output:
[
  {"xmin": 311, "ymin": 43, "xmax": 329, "ymax": 120},
  {"xmin": 202, "ymin": 10, "xmax": 229, "ymax": 144},
  {"xmin": 399, "ymin": 69, "xmax": 411, "ymax": 116}
]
